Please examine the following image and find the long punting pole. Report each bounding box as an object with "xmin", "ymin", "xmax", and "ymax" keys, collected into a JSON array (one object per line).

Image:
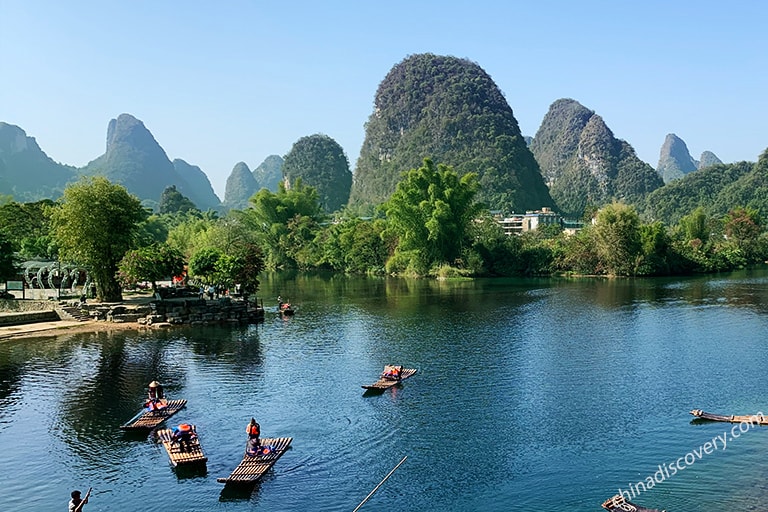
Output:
[{"xmin": 352, "ymin": 456, "xmax": 407, "ymax": 512}]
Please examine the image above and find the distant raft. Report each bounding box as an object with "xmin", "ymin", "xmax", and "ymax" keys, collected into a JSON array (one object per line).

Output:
[
  {"xmin": 362, "ymin": 367, "xmax": 417, "ymax": 391},
  {"xmin": 602, "ymin": 494, "xmax": 665, "ymax": 512},
  {"xmin": 690, "ymin": 409, "xmax": 768, "ymax": 425},
  {"xmin": 217, "ymin": 437, "xmax": 293, "ymax": 485},
  {"xmin": 156, "ymin": 426, "xmax": 208, "ymax": 467},
  {"xmin": 120, "ymin": 399, "xmax": 187, "ymax": 430}
]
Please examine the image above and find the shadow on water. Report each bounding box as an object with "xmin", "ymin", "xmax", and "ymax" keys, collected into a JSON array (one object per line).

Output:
[
  {"xmin": 121, "ymin": 428, "xmax": 152, "ymax": 442},
  {"xmin": 219, "ymin": 481, "xmax": 259, "ymax": 501},
  {"xmin": 362, "ymin": 385, "xmax": 400, "ymax": 397},
  {"xmin": 174, "ymin": 463, "xmax": 208, "ymax": 480}
]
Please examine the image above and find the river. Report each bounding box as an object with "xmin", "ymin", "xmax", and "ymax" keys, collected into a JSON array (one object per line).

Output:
[{"xmin": 3, "ymin": 269, "xmax": 768, "ymax": 511}]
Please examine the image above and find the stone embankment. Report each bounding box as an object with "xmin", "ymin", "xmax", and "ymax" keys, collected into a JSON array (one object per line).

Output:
[{"xmin": 0, "ymin": 296, "xmax": 265, "ymax": 328}]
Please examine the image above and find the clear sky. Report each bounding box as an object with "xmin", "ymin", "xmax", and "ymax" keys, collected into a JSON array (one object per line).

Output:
[{"xmin": 2, "ymin": 1, "xmax": 766, "ymax": 200}]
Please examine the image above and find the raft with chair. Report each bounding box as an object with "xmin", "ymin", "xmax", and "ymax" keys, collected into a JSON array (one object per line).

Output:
[
  {"xmin": 120, "ymin": 399, "xmax": 187, "ymax": 430},
  {"xmin": 690, "ymin": 408, "xmax": 768, "ymax": 424},
  {"xmin": 361, "ymin": 366, "xmax": 417, "ymax": 391},
  {"xmin": 156, "ymin": 425, "xmax": 208, "ymax": 467},
  {"xmin": 217, "ymin": 437, "xmax": 293, "ymax": 485},
  {"xmin": 602, "ymin": 494, "xmax": 665, "ymax": 511}
]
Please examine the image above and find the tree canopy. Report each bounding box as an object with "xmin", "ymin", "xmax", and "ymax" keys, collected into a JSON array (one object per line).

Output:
[
  {"xmin": 0, "ymin": 233, "xmax": 18, "ymax": 283},
  {"xmin": 50, "ymin": 177, "xmax": 146, "ymax": 301},
  {"xmin": 117, "ymin": 243, "xmax": 184, "ymax": 291},
  {"xmin": 384, "ymin": 158, "xmax": 482, "ymax": 274},
  {"xmin": 242, "ymin": 179, "xmax": 323, "ymax": 269},
  {"xmin": 158, "ymin": 185, "xmax": 200, "ymax": 215}
]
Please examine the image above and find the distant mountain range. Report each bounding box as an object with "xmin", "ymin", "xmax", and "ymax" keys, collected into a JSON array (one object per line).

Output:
[
  {"xmin": 529, "ymin": 98, "xmax": 663, "ymax": 216},
  {"xmin": 0, "ymin": 53, "xmax": 756, "ymax": 221},
  {"xmin": 0, "ymin": 122, "xmax": 76, "ymax": 202},
  {"xmin": 0, "ymin": 114, "xmax": 286, "ymax": 212},
  {"xmin": 349, "ymin": 53, "xmax": 554, "ymax": 215},
  {"xmin": 656, "ymin": 133, "xmax": 722, "ymax": 184}
]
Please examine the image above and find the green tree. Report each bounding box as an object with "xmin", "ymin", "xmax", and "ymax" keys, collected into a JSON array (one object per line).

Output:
[
  {"xmin": 50, "ymin": 177, "xmax": 146, "ymax": 301},
  {"xmin": 316, "ymin": 218, "xmax": 388, "ymax": 273},
  {"xmin": 723, "ymin": 206, "xmax": 764, "ymax": 263},
  {"xmin": 216, "ymin": 242, "xmax": 265, "ymax": 299},
  {"xmin": 116, "ymin": 244, "xmax": 185, "ymax": 291},
  {"xmin": 637, "ymin": 221, "xmax": 671, "ymax": 275},
  {"xmin": 554, "ymin": 226, "xmax": 600, "ymax": 275},
  {"xmin": 468, "ymin": 214, "xmax": 522, "ymax": 276},
  {"xmin": 677, "ymin": 207, "xmax": 710, "ymax": 244},
  {"xmin": 592, "ymin": 203, "xmax": 642, "ymax": 276},
  {"xmin": 242, "ymin": 179, "xmax": 323, "ymax": 269},
  {"xmin": 0, "ymin": 233, "xmax": 18, "ymax": 283},
  {"xmin": 188, "ymin": 247, "xmax": 222, "ymax": 285},
  {"xmin": 0, "ymin": 199, "xmax": 57, "ymax": 259},
  {"xmin": 384, "ymin": 158, "xmax": 483, "ymax": 275},
  {"xmin": 158, "ymin": 185, "xmax": 200, "ymax": 214}
]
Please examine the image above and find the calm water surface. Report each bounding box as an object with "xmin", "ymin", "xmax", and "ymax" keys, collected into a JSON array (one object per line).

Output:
[{"xmin": 3, "ymin": 270, "xmax": 768, "ymax": 511}]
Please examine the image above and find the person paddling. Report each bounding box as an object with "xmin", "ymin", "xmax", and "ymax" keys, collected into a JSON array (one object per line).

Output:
[
  {"xmin": 245, "ymin": 418, "xmax": 261, "ymax": 456},
  {"xmin": 68, "ymin": 488, "xmax": 91, "ymax": 512}
]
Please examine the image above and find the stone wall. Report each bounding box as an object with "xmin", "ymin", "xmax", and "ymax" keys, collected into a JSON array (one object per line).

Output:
[
  {"xmin": 81, "ymin": 297, "xmax": 264, "ymax": 326},
  {"xmin": 0, "ymin": 297, "xmax": 265, "ymax": 327},
  {"xmin": 0, "ymin": 310, "xmax": 60, "ymax": 326},
  {"xmin": 0, "ymin": 299, "xmax": 58, "ymax": 313}
]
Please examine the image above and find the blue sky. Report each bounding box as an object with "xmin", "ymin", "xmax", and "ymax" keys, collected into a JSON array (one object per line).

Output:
[{"xmin": 2, "ymin": 1, "xmax": 766, "ymax": 199}]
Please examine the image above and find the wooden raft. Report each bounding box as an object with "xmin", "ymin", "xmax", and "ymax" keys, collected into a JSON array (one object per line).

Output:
[
  {"xmin": 690, "ymin": 409, "xmax": 768, "ymax": 425},
  {"xmin": 156, "ymin": 427, "xmax": 208, "ymax": 467},
  {"xmin": 602, "ymin": 494, "xmax": 665, "ymax": 512},
  {"xmin": 120, "ymin": 399, "xmax": 187, "ymax": 430},
  {"xmin": 362, "ymin": 368, "xmax": 418, "ymax": 390},
  {"xmin": 217, "ymin": 437, "xmax": 293, "ymax": 484}
]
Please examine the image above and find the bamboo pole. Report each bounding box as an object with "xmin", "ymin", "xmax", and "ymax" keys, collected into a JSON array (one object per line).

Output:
[{"xmin": 352, "ymin": 456, "xmax": 407, "ymax": 512}]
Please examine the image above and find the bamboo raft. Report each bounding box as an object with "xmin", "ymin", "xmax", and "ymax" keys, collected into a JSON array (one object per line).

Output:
[
  {"xmin": 690, "ymin": 409, "xmax": 768, "ymax": 425},
  {"xmin": 362, "ymin": 368, "xmax": 418, "ymax": 391},
  {"xmin": 217, "ymin": 437, "xmax": 293, "ymax": 484},
  {"xmin": 602, "ymin": 494, "xmax": 665, "ymax": 512},
  {"xmin": 156, "ymin": 427, "xmax": 208, "ymax": 467},
  {"xmin": 120, "ymin": 399, "xmax": 187, "ymax": 430}
]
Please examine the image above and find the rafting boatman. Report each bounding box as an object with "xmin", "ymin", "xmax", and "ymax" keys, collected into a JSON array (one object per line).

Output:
[
  {"xmin": 245, "ymin": 418, "xmax": 261, "ymax": 456},
  {"xmin": 145, "ymin": 380, "xmax": 167, "ymax": 412},
  {"xmin": 68, "ymin": 488, "xmax": 91, "ymax": 512},
  {"xmin": 171, "ymin": 423, "xmax": 197, "ymax": 452},
  {"xmin": 381, "ymin": 365, "xmax": 402, "ymax": 381}
]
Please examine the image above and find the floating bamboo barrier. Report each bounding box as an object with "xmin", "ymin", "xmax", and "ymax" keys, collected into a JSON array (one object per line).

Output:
[
  {"xmin": 690, "ymin": 409, "xmax": 768, "ymax": 425},
  {"xmin": 217, "ymin": 437, "xmax": 293, "ymax": 484},
  {"xmin": 156, "ymin": 427, "xmax": 207, "ymax": 467},
  {"xmin": 602, "ymin": 494, "xmax": 665, "ymax": 511},
  {"xmin": 120, "ymin": 399, "xmax": 187, "ymax": 430},
  {"xmin": 362, "ymin": 368, "xmax": 418, "ymax": 391}
]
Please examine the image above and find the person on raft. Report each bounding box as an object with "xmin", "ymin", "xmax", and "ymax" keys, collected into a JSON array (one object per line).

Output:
[
  {"xmin": 145, "ymin": 380, "xmax": 167, "ymax": 412},
  {"xmin": 381, "ymin": 365, "xmax": 402, "ymax": 381},
  {"xmin": 68, "ymin": 488, "xmax": 90, "ymax": 512},
  {"xmin": 171, "ymin": 423, "xmax": 197, "ymax": 452},
  {"xmin": 245, "ymin": 418, "xmax": 261, "ymax": 456}
]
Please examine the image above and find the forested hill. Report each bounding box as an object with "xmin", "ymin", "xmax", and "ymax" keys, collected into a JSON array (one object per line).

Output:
[
  {"xmin": 529, "ymin": 98, "xmax": 663, "ymax": 217},
  {"xmin": 0, "ymin": 122, "xmax": 77, "ymax": 201},
  {"xmin": 81, "ymin": 114, "xmax": 221, "ymax": 210},
  {"xmin": 643, "ymin": 149, "xmax": 768, "ymax": 225},
  {"xmin": 656, "ymin": 133, "xmax": 697, "ymax": 184},
  {"xmin": 348, "ymin": 53, "xmax": 554, "ymax": 215}
]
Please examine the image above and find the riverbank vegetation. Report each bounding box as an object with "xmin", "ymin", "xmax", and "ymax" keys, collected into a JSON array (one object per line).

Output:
[{"xmin": 1, "ymin": 159, "xmax": 767, "ymax": 291}]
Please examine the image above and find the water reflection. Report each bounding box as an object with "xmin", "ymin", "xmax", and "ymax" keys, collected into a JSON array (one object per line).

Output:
[{"xmin": 3, "ymin": 269, "xmax": 768, "ymax": 511}]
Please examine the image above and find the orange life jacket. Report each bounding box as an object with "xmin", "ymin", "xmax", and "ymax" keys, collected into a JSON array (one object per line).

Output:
[{"xmin": 248, "ymin": 424, "xmax": 260, "ymax": 436}]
